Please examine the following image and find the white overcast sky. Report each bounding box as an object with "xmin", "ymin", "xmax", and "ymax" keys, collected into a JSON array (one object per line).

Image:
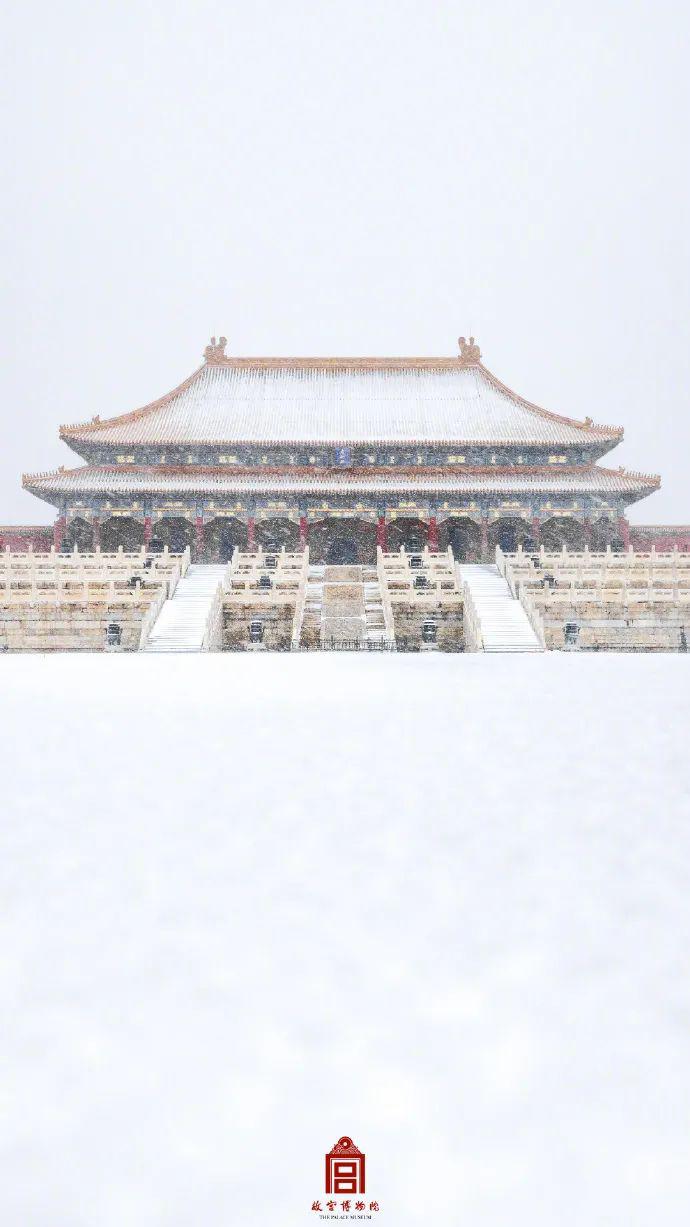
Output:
[{"xmin": 2, "ymin": 0, "xmax": 689, "ymax": 523}]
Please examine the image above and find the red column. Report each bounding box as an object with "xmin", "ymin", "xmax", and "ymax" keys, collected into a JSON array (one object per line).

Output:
[
  {"xmin": 143, "ymin": 516, "xmax": 153, "ymax": 547},
  {"xmin": 247, "ymin": 516, "xmax": 256, "ymax": 550},
  {"xmin": 428, "ymin": 516, "xmax": 439, "ymax": 551},
  {"xmin": 480, "ymin": 517, "xmax": 489, "ymax": 560},
  {"xmin": 618, "ymin": 516, "xmax": 631, "ymax": 550},
  {"xmin": 583, "ymin": 518, "xmax": 593, "ymax": 549},
  {"xmin": 299, "ymin": 515, "xmax": 309, "ymax": 549},
  {"xmin": 531, "ymin": 517, "xmax": 541, "ymax": 548},
  {"xmin": 53, "ymin": 516, "xmax": 66, "ymax": 551},
  {"xmin": 195, "ymin": 515, "xmax": 204, "ymax": 557},
  {"xmin": 92, "ymin": 517, "xmax": 101, "ymax": 551},
  {"xmin": 376, "ymin": 515, "xmax": 388, "ymax": 551}
]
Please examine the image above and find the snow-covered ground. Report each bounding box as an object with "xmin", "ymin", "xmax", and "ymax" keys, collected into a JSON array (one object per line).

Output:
[{"xmin": 1, "ymin": 653, "xmax": 689, "ymax": 1227}]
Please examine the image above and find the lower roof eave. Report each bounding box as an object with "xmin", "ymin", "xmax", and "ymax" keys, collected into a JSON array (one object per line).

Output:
[{"xmin": 22, "ymin": 464, "xmax": 661, "ymax": 503}]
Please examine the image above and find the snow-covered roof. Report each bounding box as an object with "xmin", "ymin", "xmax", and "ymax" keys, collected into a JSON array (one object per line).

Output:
[
  {"xmin": 60, "ymin": 344, "xmax": 622, "ymax": 448},
  {"xmin": 24, "ymin": 465, "xmax": 660, "ymax": 500}
]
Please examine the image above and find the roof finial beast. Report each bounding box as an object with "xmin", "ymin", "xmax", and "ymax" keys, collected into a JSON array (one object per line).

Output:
[
  {"xmin": 458, "ymin": 335, "xmax": 481, "ymax": 365},
  {"xmin": 204, "ymin": 336, "xmax": 228, "ymax": 363}
]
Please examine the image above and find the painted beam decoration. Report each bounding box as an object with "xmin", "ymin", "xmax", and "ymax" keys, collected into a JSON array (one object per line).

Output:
[{"xmin": 22, "ymin": 335, "xmax": 660, "ymax": 560}]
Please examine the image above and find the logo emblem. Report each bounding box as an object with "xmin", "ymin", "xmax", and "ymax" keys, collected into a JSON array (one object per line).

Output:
[{"xmin": 325, "ymin": 1135, "xmax": 366, "ymax": 1196}]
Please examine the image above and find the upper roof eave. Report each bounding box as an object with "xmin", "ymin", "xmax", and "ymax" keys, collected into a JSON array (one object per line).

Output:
[{"xmin": 57, "ymin": 353, "xmax": 624, "ymax": 445}]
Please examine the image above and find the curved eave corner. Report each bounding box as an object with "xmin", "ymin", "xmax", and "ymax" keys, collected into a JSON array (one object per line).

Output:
[
  {"xmin": 21, "ymin": 471, "xmax": 63, "ymax": 506},
  {"xmin": 58, "ymin": 362, "xmax": 208, "ymax": 442},
  {"xmin": 622, "ymin": 470, "xmax": 662, "ymax": 503},
  {"xmin": 475, "ymin": 362, "xmax": 624, "ymax": 442}
]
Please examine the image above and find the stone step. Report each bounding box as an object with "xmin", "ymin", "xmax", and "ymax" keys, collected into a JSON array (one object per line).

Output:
[
  {"xmin": 458, "ymin": 563, "xmax": 543, "ymax": 653},
  {"xmin": 141, "ymin": 564, "xmax": 227, "ymax": 652}
]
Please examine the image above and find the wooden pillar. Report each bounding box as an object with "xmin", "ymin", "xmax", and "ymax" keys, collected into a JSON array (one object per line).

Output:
[
  {"xmin": 299, "ymin": 515, "xmax": 309, "ymax": 549},
  {"xmin": 92, "ymin": 517, "xmax": 101, "ymax": 551},
  {"xmin": 480, "ymin": 516, "xmax": 489, "ymax": 561},
  {"xmin": 428, "ymin": 515, "xmax": 439, "ymax": 552},
  {"xmin": 247, "ymin": 516, "xmax": 256, "ymax": 550},
  {"xmin": 376, "ymin": 513, "xmax": 388, "ymax": 551},
  {"xmin": 143, "ymin": 516, "xmax": 153, "ymax": 547},
  {"xmin": 618, "ymin": 515, "xmax": 631, "ymax": 550},
  {"xmin": 531, "ymin": 517, "xmax": 541, "ymax": 548},
  {"xmin": 583, "ymin": 518, "xmax": 593, "ymax": 549},
  {"xmin": 53, "ymin": 516, "xmax": 66, "ymax": 551},
  {"xmin": 195, "ymin": 515, "xmax": 204, "ymax": 557}
]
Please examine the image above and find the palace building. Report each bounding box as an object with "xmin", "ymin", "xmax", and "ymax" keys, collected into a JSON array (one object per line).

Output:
[{"xmin": 23, "ymin": 336, "xmax": 660, "ymax": 564}]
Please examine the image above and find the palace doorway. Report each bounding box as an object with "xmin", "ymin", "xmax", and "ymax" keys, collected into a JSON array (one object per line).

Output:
[
  {"xmin": 154, "ymin": 517, "xmax": 195, "ymax": 554},
  {"xmin": 326, "ymin": 536, "xmax": 359, "ymax": 565},
  {"xmin": 440, "ymin": 516, "xmax": 481, "ymax": 561},
  {"xmin": 309, "ymin": 518, "xmax": 376, "ymax": 565},
  {"xmin": 255, "ymin": 518, "xmax": 300, "ymax": 553},
  {"xmin": 203, "ymin": 517, "xmax": 248, "ymax": 562}
]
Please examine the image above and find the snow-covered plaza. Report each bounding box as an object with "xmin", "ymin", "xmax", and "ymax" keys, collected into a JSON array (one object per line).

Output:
[{"xmin": 1, "ymin": 653, "xmax": 689, "ymax": 1226}]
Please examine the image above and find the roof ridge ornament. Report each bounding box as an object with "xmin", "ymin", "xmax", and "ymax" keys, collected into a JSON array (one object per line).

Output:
[
  {"xmin": 204, "ymin": 336, "xmax": 228, "ymax": 364},
  {"xmin": 458, "ymin": 335, "xmax": 481, "ymax": 365}
]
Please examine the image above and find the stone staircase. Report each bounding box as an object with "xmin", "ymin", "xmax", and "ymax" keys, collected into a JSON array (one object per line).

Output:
[
  {"xmin": 457, "ymin": 563, "xmax": 543, "ymax": 652},
  {"xmin": 141, "ymin": 565, "xmax": 227, "ymax": 652},
  {"xmin": 299, "ymin": 564, "xmax": 391, "ymax": 648}
]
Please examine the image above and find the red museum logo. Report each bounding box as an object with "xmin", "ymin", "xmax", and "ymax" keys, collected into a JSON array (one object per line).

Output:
[
  {"xmin": 325, "ymin": 1136, "xmax": 366, "ymax": 1196},
  {"xmin": 310, "ymin": 1136, "xmax": 381, "ymax": 1218}
]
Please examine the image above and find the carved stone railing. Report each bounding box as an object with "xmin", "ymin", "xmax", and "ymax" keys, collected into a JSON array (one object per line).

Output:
[
  {"xmin": 138, "ymin": 588, "xmax": 169, "ymax": 650},
  {"xmin": 0, "ymin": 544, "xmax": 189, "ymax": 588},
  {"xmin": 201, "ymin": 579, "xmax": 225, "ymax": 652},
  {"xmin": 517, "ymin": 588, "xmax": 547, "ymax": 649},
  {"xmin": 454, "ymin": 563, "xmax": 483, "ymax": 651},
  {"xmin": 375, "ymin": 548, "xmax": 397, "ymax": 646},
  {"xmin": 290, "ymin": 549, "xmax": 310, "ymax": 649}
]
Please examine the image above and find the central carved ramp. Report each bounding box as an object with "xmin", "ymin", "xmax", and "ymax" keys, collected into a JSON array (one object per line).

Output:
[
  {"xmin": 321, "ymin": 566, "xmax": 365, "ymax": 646},
  {"xmin": 299, "ymin": 564, "xmax": 391, "ymax": 648}
]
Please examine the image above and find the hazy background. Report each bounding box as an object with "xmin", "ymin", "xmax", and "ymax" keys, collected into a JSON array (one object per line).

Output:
[{"xmin": 2, "ymin": 0, "xmax": 689, "ymax": 524}]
